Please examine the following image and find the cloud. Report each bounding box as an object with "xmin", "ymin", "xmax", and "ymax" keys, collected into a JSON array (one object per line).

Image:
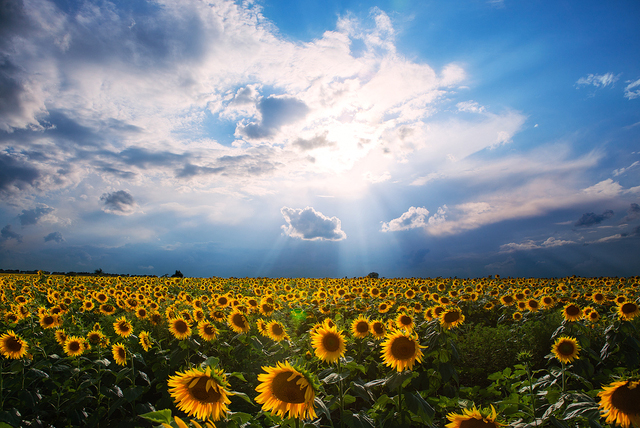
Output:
[
  {"xmin": 621, "ymin": 203, "xmax": 640, "ymax": 223},
  {"xmin": 612, "ymin": 161, "xmax": 640, "ymax": 176},
  {"xmin": 0, "ymin": 153, "xmax": 40, "ymax": 196},
  {"xmin": 576, "ymin": 72, "xmax": 619, "ymax": 88},
  {"xmin": 624, "ymin": 78, "xmax": 640, "ymax": 100},
  {"xmin": 456, "ymin": 100, "xmax": 485, "ymax": 113},
  {"xmin": 236, "ymin": 96, "xmax": 310, "ymax": 140},
  {"xmin": 380, "ymin": 206, "xmax": 447, "ymax": 232},
  {"xmin": 292, "ymin": 132, "xmax": 335, "ymax": 151},
  {"xmin": 44, "ymin": 231, "xmax": 64, "ymax": 243},
  {"xmin": 1, "ymin": 224, "xmax": 22, "ymax": 242},
  {"xmin": 574, "ymin": 210, "xmax": 614, "ymax": 227},
  {"xmin": 18, "ymin": 205, "xmax": 55, "ymax": 226},
  {"xmin": 500, "ymin": 236, "xmax": 575, "ymax": 253},
  {"xmin": 281, "ymin": 206, "xmax": 346, "ymax": 241},
  {"xmin": 100, "ymin": 190, "xmax": 137, "ymax": 215}
]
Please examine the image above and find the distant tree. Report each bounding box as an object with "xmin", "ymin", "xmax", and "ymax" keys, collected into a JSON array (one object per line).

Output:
[
  {"xmin": 367, "ymin": 272, "xmax": 379, "ymax": 279},
  {"xmin": 171, "ymin": 270, "xmax": 184, "ymax": 278},
  {"xmin": 94, "ymin": 268, "xmax": 103, "ymax": 275}
]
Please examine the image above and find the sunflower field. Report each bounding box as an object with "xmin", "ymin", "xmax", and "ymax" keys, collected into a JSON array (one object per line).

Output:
[{"xmin": 1, "ymin": 272, "xmax": 639, "ymax": 428}]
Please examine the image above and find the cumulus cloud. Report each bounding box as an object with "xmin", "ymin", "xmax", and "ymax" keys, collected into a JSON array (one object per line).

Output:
[
  {"xmin": 380, "ymin": 206, "xmax": 447, "ymax": 232},
  {"xmin": 1, "ymin": 224, "xmax": 22, "ymax": 242},
  {"xmin": 500, "ymin": 236, "xmax": 575, "ymax": 253},
  {"xmin": 0, "ymin": 153, "xmax": 40, "ymax": 196},
  {"xmin": 44, "ymin": 231, "xmax": 64, "ymax": 243},
  {"xmin": 100, "ymin": 190, "xmax": 137, "ymax": 215},
  {"xmin": 574, "ymin": 210, "xmax": 614, "ymax": 227},
  {"xmin": 576, "ymin": 72, "xmax": 619, "ymax": 88},
  {"xmin": 624, "ymin": 78, "xmax": 640, "ymax": 100},
  {"xmin": 236, "ymin": 96, "xmax": 310, "ymax": 140},
  {"xmin": 456, "ymin": 100, "xmax": 485, "ymax": 113},
  {"xmin": 281, "ymin": 206, "xmax": 346, "ymax": 241},
  {"xmin": 18, "ymin": 205, "xmax": 54, "ymax": 226},
  {"xmin": 292, "ymin": 132, "xmax": 335, "ymax": 151}
]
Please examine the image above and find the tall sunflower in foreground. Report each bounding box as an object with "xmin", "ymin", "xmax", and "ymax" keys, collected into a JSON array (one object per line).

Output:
[
  {"xmin": 310, "ymin": 324, "xmax": 346, "ymax": 364},
  {"xmin": 618, "ymin": 302, "xmax": 640, "ymax": 321},
  {"xmin": 168, "ymin": 366, "xmax": 232, "ymax": 421},
  {"xmin": 0, "ymin": 330, "xmax": 28, "ymax": 359},
  {"xmin": 551, "ymin": 336, "xmax": 580, "ymax": 364},
  {"xmin": 446, "ymin": 405, "xmax": 505, "ymax": 428},
  {"xmin": 255, "ymin": 361, "xmax": 317, "ymax": 421},
  {"xmin": 381, "ymin": 330, "xmax": 424, "ymax": 372},
  {"xmin": 598, "ymin": 379, "xmax": 640, "ymax": 428}
]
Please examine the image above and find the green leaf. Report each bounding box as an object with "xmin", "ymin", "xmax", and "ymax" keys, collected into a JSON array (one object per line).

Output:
[
  {"xmin": 231, "ymin": 391, "xmax": 254, "ymax": 405},
  {"xmin": 385, "ymin": 371, "xmax": 414, "ymax": 391},
  {"xmin": 404, "ymin": 391, "xmax": 435, "ymax": 422},
  {"xmin": 229, "ymin": 372, "xmax": 247, "ymax": 382},
  {"xmin": 228, "ymin": 411, "xmax": 253, "ymax": 424},
  {"xmin": 139, "ymin": 409, "xmax": 173, "ymax": 424},
  {"xmin": 202, "ymin": 356, "xmax": 220, "ymax": 369},
  {"xmin": 314, "ymin": 396, "xmax": 332, "ymax": 423},
  {"xmin": 344, "ymin": 394, "xmax": 356, "ymax": 405},
  {"xmin": 549, "ymin": 416, "xmax": 570, "ymax": 428}
]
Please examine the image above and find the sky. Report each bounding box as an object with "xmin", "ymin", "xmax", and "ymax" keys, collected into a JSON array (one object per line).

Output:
[{"xmin": 1, "ymin": 0, "xmax": 640, "ymax": 278}]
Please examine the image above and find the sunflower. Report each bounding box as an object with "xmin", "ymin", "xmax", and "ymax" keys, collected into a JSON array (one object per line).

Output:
[
  {"xmin": 86, "ymin": 329, "xmax": 107, "ymax": 346},
  {"xmin": 39, "ymin": 313, "xmax": 59, "ymax": 329},
  {"xmin": 395, "ymin": 313, "xmax": 414, "ymax": 331},
  {"xmin": 227, "ymin": 310, "xmax": 250, "ymax": 334},
  {"xmin": 592, "ymin": 292, "xmax": 606, "ymax": 305},
  {"xmin": 512, "ymin": 311, "xmax": 523, "ymax": 321},
  {"xmin": 526, "ymin": 299, "xmax": 540, "ymax": 312},
  {"xmin": 310, "ymin": 324, "xmax": 346, "ymax": 364},
  {"xmin": 135, "ymin": 307, "xmax": 148, "ymax": 319},
  {"xmin": 266, "ymin": 320, "xmax": 288, "ymax": 342},
  {"xmin": 618, "ymin": 302, "xmax": 640, "ymax": 321},
  {"xmin": 551, "ymin": 336, "xmax": 581, "ymax": 364},
  {"xmin": 380, "ymin": 330, "xmax": 424, "ymax": 372},
  {"xmin": 500, "ymin": 295, "xmax": 515, "ymax": 306},
  {"xmin": 64, "ymin": 336, "xmax": 86, "ymax": 357},
  {"xmin": 99, "ymin": 303, "xmax": 116, "ymax": 316},
  {"xmin": 351, "ymin": 316, "xmax": 371, "ymax": 339},
  {"xmin": 113, "ymin": 316, "xmax": 133, "ymax": 337},
  {"xmin": 0, "ymin": 330, "xmax": 28, "ymax": 359},
  {"xmin": 169, "ymin": 317, "xmax": 193, "ymax": 340},
  {"xmin": 112, "ymin": 343, "xmax": 127, "ymax": 366},
  {"xmin": 446, "ymin": 405, "xmax": 505, "ymax": 428},
  {"xmin": 598, "ymin": 380, "xmax": 640, "ymax": 428},
  {"xmin": 540, "ymin": 295, "xmax": 556, "ymax": 309},
  {"xmin": 198, "ymin": 322, "xmax": 219, "ymax": 342},
  {"xmin": 562, "ymin": 303, "xmax": 582, "ymax": 322},
  {"xmin": 255, "ymin": 361, "xmax": 317, "ymax": 421},
  {"xmin": 440, "ymin": 307, "xmax": 465, "ymax": 329},
  {"xmin": 55, "ymin": 329, "xmax": 68, "ymax": 346},
  {"xmin": 371, "ymin": 320, "xmax": 386, "ymax": 339},
  {"xmin": 139, "ymin": 331, "xmax": 152, "ymax": 351},
  {"xmin": 168, "ymin": 366, "xmax": 232, "ymax": 421}
]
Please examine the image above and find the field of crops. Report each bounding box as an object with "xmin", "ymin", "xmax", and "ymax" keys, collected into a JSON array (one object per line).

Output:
[{"xmin": 0, "ymin": 272, "xmax": 639, "ymax": 428}]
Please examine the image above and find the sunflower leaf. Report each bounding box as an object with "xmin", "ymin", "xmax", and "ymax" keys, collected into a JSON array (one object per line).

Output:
[
  {"xmin": 139, "ymin": 409, "xmax": 173, "ymax": 424},
  {"xmin": 231, "ymin": 391, "xmax": 253, "ymax": 405}
]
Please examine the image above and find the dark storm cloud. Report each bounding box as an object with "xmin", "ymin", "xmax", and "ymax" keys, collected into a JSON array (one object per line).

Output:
[
  {"xmin": 1, "ymin": 224, "xmax": 21, "ymax": 242},
  {"xmin": 237, "ymin": 96, "xmax": 309, "ymax": 139},
  {"xmin": 0, "ymin": 153, "xmax": 40, "ymax": 195},
  {"xmin": 100, "ymin": 190, "xmax": 136, "ymax": 215},
  {"xmin": 621, "ymin": 203, "xmax": 640, "ymax": 223},
  {"xmin": 281, "ymin": 206, "xmax": 347, "ymax": 241},
  {"xmin": 18, "ymin": 205, "xmax": 54, "ymax": 226},
  {"xmin": 0, "ymin": 56, "xmax": 29, "ymax": 126},
  {"xmin": 44, "ymin": 231, "xmax": 64, "ymax": 243},
  {"xmin": 574, "ymin": 210, "xmax": 614, "ymax": 227},
  {"xmin": 292, "ymin": 132, "xmax": 335, "ymax": 151}
]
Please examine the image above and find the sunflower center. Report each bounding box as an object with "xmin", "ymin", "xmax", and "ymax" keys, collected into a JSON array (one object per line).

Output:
[
  {"xmin": 189, "ymin": 377, "xmax": 222, "ymax": 403},
  {"xmin": 68, "ymin": 341, "xmax": 81, "ymax": 352},
  {"xmin": 390, "ymin": 336, "xmax": 416, "ymax": 360},
  {"xmin": 322, "ymin": 333, "xmax": 341, "ymax": 352},
  {"xmin": 272, "ymin": 372, "xmax": 307, "ymax": 404},
  {"xmin": 557, "ymin": 342, "xmax": 576, "ymax": 356},
  {"xmin": 621, "ymin": 303, "xmax": 638, "ymax": 315},
  {"xmin": 610, "ymin": 383, "xmax": 640, "ymax": 415},
  {"xmin": 6, "ymin": 336, "xmax": 22, "ymax": 352},
  {"xmin": 232, "ymin": 314, "xmax": 247, "ymax": 328},
  {"xmin": 271, "ymin": 324, "xmax": 284, "ymax": 336},
  {"xmin": 459, "ymin": 418, "xmax": 498, "ymax": 427},
  {"xmin": 399, "ymin": 315, "xmax": 412, "ymax": 326},
  {"xmin": 175, "ymin": 320, "xmax": 188, "ymax": 333},
  {"xmin": 42, "ymin": 316, "xmax": 54, "ymax": 325},
  {"xmin": 443, "ymin": 311, "xmax": 461, "ymax": 323},
  {"xmin": 117, "ymin": 348, "xmax": 125, "ymax": 359},
  {"xmin": 372, "ymin": 323, "xmax": 384, "ymax": 335},
  {"xmin": 204, "ymin": 325, "xmax": 215, "ymax": 335},
  {"xmin": 565, "ymin": 305, "xmax": 580, "ymax": 316},
  {"xmin": 356, "ymin": 322, "xmax": 369, "ymax": 333}
]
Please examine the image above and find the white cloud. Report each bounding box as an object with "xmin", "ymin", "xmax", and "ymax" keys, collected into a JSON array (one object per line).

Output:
[
  {"xmin": 281, "ymin": 206, "xmax": 346, "ymax": 241},
  {"xmin": 612, "ymin": 161, "xmax": 640, "ymax": 176},
  {"xmin": 500, "ymin": 236, "xmax": 575, "ymax": 253},
  {"xmin": 624, "ymin": 78, "xmax": 640, "ymax": 100},
  {"xmin": 381, "ymin": 205, "xmax": 447, "ymax": 232},
  {"xmin": 456, "ymin": 100, "xmax": 485, "ymax": 113},
  {"xmin": 576, "ymin": 72, "xmax": 619, "ymax": 88}
]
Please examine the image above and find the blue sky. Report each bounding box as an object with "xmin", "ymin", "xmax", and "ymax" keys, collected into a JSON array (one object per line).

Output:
[{"xmin": 1, "ymin": 0, "xmax": 639, "ymax": 278}]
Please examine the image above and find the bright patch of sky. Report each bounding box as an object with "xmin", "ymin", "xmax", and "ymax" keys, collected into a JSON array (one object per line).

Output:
[{"xmin": 1, "ymin": 0, "xmax": 639, "ymax": 278}]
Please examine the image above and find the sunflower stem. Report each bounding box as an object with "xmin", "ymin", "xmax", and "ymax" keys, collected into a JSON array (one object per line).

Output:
[
  {"xmin": 398, "ymin": 378, "xmax": 405, "ymax": 427},
  {"xmin": 561, "ymin": 362, "xmax": 565, "ymax": 393},
  {"xmin": 337, "ymin": 358, "xmax": 345, "ymax": 428}
]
